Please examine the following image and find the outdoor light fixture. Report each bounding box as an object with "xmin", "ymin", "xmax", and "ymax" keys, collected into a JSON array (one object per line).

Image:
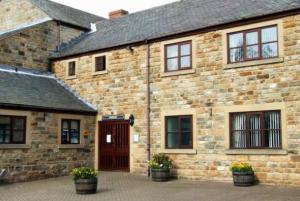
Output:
[
  {"xmin": 126, "ymin": 45, "xmax": 134, "ymax": 52},
  {"xmin": 129, "ymin": 114, "xmax": 135, "ymax": 126}
]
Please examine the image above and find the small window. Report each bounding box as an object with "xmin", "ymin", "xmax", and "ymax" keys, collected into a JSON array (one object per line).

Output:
[
  {"xmin": 0, "ymin": 116, "xmax": 26, "ymax": 144},
  {"xmin": 228, "ymin": 26, "xmax": 278, "ymax": 63},
  {"xmin": 165, "ymin": 41, "xmax": 192, "ymax": 72},
  {"xmin": 68, "ymin": 61, "xmax": 76, "ymax": 76},
  {"xmin": 95, "ymin": 56, "xmax": 106, "ymax": 72},
  {"xmin": 165, "ymin": 115, "xmax": 192, "ymax": 149},
  {"xmin": 230, "ymin": 111, "xmax": 281, "ymax": 149},
  {"xmin": 61, "ymin": 119, "xmax": 80, "ymax": 144}
]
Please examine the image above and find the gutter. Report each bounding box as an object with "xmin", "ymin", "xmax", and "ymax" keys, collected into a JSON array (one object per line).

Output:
[
  {"xmin": 145, "ymin": 40, "xmax": 151, "ymax": 177},
  {"xmin": 0, "ymin": 104, "xmax": 97, "ymax": 116}
]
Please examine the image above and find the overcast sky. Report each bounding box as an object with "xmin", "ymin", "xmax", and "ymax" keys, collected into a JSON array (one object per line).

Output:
[{"xmin": 52, "ymin": 0, "xmax": 178, "ymax": 18}]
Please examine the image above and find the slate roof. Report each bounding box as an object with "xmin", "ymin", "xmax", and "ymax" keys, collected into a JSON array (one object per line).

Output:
[
  {"xmin": 31, "ymin": 0, "xmax": 105, "ymax": 30},
  {"xmin": 57, "ymin": 0, "xmax": 300, "ymax": 57},
  {"xmin": 0, "ymin": 65, "xmax": 97, "ymax": 114}
]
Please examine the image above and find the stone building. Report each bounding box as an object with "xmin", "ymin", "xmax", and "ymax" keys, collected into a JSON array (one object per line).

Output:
[
  {"xmin": 0, "ymin": 0, "xmax": 103, "ymax": 70},
  {"xmin": 1, "ymin": 0, "xmax": 300, "ymax": 186},
  {"xmin": 0, "ymin": 0, "xmax": 100, "ymax": 182}
]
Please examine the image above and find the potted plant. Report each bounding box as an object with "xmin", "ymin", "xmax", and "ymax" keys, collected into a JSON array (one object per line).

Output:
[
  {"xmin": 72, "ymin": 167, "xmax": 98, "ymax": 194},
  {"xmin": 148, "ymin": 153, "xmax": 173, "ymax": 182},
  {"xmin": 230, "ymin": 162, "xmax": 255, "ymax": 186}
]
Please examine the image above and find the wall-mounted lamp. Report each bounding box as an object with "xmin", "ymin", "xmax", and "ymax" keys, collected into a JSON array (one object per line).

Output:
[
  {"xmin": 129, "ymin": 114, "xmax": 135, "ymax": 126},
  {"xmin": 126, "ymin": 45, "xmax": 134, "ymax": 52}
]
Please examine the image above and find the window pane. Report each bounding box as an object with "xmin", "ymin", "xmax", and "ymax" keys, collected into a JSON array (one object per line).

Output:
[
  {"xmin": 181, "ymin": 132, "xmax": 192, "ymax": 146},
  {"xmin": 12, "ymin": 130, "xmax": 24, "ymax": 143},
  {"xmin": 230, "ymin": 48, "xmax": 244, "ymax": 62},
  {"xmin": 180, "ymin": 44, "xmax": 191, "ymax": 56},
  {"xmin": 180, "ymin": 56, "xmax": 191, "ymax": 68},
  {"xmin": 63, "ymin": 121, "xmax": 69, "ymax": 129},
  {"xmin": 246, "ymin": 45, "xmax": 259, "ymax": 59},
  {"xmin": 265, "ymin": 111, "xmax": 281, "ymax": 148},
  {"xmin": 249, "ymin": 114, "xmax": 261, "ymax": 147},
  {"xmin": 0, "ymin": 117, "xmax": 10, "ymax": 144},
  {"xmin": 167, "ymin": 45, "xmax": 178, "ymax": 58},
  {"xmin": 167, "ymin": 117, "xmax": 178, "ymax": 132},
  {"xmin": 262, "ymin": 27, "xmax": 277, "ymax": 43},
  {"xmin": 246, "ymin": 32, "xmax": 258, "ymax": 45},
  {"xmin": 232, "ymin": 114, "xmax": 247, "ymax": 148},
  {"xmin": 167, "ymin": 58, "xmax": 178, "ymax": 71},
  {"xmin": 229, "ymin": 33, "xmax": 243, "ymax": 48},
  {"xmin": 70, "ymin": 130, "xmax": 79, "ymax": 144},
  {"xmin": 68, "ymin": 61, "xmax": 76, "ymax": 76},
  {"xmin": 181, "ymin": 117, "xmax": 191, "ymax": 132},
  {"xmin": 262, "ymin": 42, "xmax": 278, "ymax": 58},
  {"xmin": 167, "ymin": 132, "xmax": 179, "ymax": 148},
  {"xmin": 71, "ymin": 121, "xmax": 79, "ymax": 130},
  {"xmin": 95, "ymin": 56, "xmax": 106, "ymax": 71},
  {"xmin": 13, "ymin": 118, "xmax": 25, "ymax": 130}
]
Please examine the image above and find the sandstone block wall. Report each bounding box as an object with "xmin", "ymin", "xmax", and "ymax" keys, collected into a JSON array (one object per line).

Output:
[
  {"xmin": 0, "ymin": 0, "xmax": 48, "ymax": 32},
  {"xmin": 0, "ymin": 21, "xmax": 85, "ymax": 71},
  {"xmin": 52, "ymin": 15, "xmax": 300, "ymax": 186},
  {"xmin": 0, "ymin": 111, "xmax": 95, "ymax": 183}
]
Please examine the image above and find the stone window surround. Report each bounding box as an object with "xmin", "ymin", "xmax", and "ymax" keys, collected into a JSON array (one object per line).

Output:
[
  {"xmin": 91, "ymin": 53, "xmax": 110, "ymax": 76},
  {"xmin": 223, "ymin": 103, "xmax": 288, "ymax": 155},
  {"xmin": 222, "ymin": 19, "xmax": 284, "ymax": 69},
  {"xmin": 0, "ymin": 109, "xmax": 31, "ymax": 149},
  {"xmin": 65, "ymin": 58, "xmax": 78, "ymax": 80},
  {"xmin": 160, "ymin": 36, "xmax": 197, "ymax": 78},
  {"xmin": 160, "ymin": 108, "xmax": 197, "ymax": 154},
  {"xmin": 57, "ymin": 114, "xmax": 87, "ymax": 149}
]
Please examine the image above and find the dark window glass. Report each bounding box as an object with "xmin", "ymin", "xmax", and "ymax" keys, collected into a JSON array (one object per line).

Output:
[
  {"xmin": 68, "ymin": 61, "xmax": 76, "ymax": 76},
  {"xmin": 95, "ymin": 56, "xmax": 106, "ymax": 72},
  {"xmin": 165, "ymin": 41, "xmax": 192, "ymax": 72},
  {"xmin": 166, "ymin": 115, "xmax": 192, "ymax": 149},
  {"xmin": 0, "ymin": 116, "xmax": 26, "ymax": 144},
  {"xmin": 61, "ymin": 119, "xmax": 80, "ymax": 144},
  {"xmin": 230, "ymin": 111, "xmax": 281, "ymax": 149},
  {"xmin": 228, "ymin": 26, "xmax": 278, "ymax": 63}
]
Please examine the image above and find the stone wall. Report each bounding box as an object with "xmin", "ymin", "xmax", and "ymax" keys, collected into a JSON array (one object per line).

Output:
[
  {"xmin": 0, "ymin": 21, "xmax": 85, "ymax": 71},
  {"xmin": 0, "ymin": 21, "xmax": 58, "ymax": 70},
  {"xmin": 0, "ymin": 0, "xmax": 49, "ymax": 32},
  {"xmin": 0, "ymin": 110, "xmax": 95, "ymax": 183},
  {"xmin": 52, "ymin": 14, "xmax": 300, "ymax": 186}
]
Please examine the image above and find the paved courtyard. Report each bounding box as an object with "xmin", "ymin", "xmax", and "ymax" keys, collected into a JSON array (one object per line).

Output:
[{"xmin": 0, "ymin": 172, "xmax": 299, "ymax": 201}]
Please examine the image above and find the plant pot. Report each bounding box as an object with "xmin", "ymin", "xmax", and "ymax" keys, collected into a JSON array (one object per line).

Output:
[
  {"xmin": 232, "ymin": 171, "xmax": 255, "ymax": 187},
  {"xmin": 151, "ymin": 168, "xmax": 170, "ymax": 182},
  {"xmin": 75, "ymin": 178, "xmax": 98, "ymax": 194}
]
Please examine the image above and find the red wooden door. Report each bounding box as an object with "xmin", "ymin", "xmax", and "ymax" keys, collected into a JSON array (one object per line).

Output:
[{"xmin": 98, "ymin": 120, "xmax": 130, "ymax": 171}]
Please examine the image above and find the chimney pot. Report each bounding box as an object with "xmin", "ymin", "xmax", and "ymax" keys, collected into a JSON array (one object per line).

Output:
[{"xmin": 109, "ymin": 9, "xmax": 129, "ymax": 20}]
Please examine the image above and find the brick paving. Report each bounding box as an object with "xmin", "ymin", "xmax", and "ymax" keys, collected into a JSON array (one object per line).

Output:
[{"xmin": 0, "ymin": 172, "xmax": 299, "ymax": 201}]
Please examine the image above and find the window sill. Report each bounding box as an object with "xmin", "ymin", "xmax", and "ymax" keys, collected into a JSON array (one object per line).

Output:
[
  {"xmin": 58, "ymin": 144, "xmax": 86, "ymax": 149},
  {"xmin": 225, "ymin": 149, "xmax": 288, "ymax": 155},
  {"xmin": 0, "ymin": 144, "xmax": 31, "ymax": 149},
  {"xmin": 160, "ymin": 149, "xmax": 197, "ymax": 155},
  {"xmin": 161, "ymin": 69, "xmax": 195, "ymax": 77},
  {"xmin": 92, "ymin": 70, "xmax": 108, "ymax": 76},
  {"xmin": 66, "ymin": 75, "xmax": 77, "ymax": 80},
  {"xmin": 224, "ymin": 57, "xmax": 284, "ymax": 69}
]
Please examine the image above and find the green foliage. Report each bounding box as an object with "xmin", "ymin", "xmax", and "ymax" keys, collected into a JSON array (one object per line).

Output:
[
  {"xmin": 72, "ymin": 167, "xmax": 98, "ymax": 180},
  {"xmin": 230, "ymin": 162, "xmax": 253, "ymax": 172},
  {"xmin": 148, "ymin": 153, "xmax": 173, "ymax": 169}
]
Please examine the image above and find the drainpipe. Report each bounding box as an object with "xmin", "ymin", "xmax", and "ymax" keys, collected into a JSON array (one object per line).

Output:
[{"xmin": 145, "ymin": 39, "xmax": 151, "ymax": 177}]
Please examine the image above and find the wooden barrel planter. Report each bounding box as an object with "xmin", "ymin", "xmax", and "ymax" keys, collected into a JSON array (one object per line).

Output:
[
  {"xmin": 232, "ymin": 171, "xmax": 255, "ymax": 186},
  {"xmin": 75, "ymin": 178, "xmax": 98, "ymax": 194},
  {"xmin": 151, "ymin": 169, "xmax": 170, "ymax": 182}
]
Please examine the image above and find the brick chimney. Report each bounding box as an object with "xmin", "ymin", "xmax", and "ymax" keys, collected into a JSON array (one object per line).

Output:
[{"xmin": 109, "ymin": 9, "xmax": 129, "ymax": 20}]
